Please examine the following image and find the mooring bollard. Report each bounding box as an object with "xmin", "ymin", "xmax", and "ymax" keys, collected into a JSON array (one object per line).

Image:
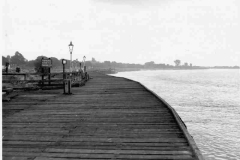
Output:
[{"xmin": 63, "ymin": 79, "xmax": 72, "ymax": 94}]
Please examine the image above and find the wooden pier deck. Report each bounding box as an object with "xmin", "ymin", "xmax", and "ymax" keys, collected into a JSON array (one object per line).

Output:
[{"xmin": 2, "ymin": 72, "xmax": 203, "ymax": 160}]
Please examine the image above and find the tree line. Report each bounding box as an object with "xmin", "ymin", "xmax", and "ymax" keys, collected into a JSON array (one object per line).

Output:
[
  {"xmin": 2, "ymin": 51, "xmax": 84, "ymax": 72},
  {"xmin": 2, "ymin": 51, "xmax": 239, "ymax": 73}
]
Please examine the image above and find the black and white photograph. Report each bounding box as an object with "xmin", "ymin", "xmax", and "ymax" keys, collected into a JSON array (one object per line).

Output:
[{"xmin": 1, "ymin": 0, "xmax": 240, "ymax": 159}]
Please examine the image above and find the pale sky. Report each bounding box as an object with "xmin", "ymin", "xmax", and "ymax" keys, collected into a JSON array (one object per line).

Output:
[{"xmin": 2, "ymin": 0, "xmax": 240, "ymax": 66}]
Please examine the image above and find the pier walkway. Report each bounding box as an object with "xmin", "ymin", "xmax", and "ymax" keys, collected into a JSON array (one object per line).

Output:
[{"xmin": 2, "ymin": 72, "xmax": 203, "ymax": 159}]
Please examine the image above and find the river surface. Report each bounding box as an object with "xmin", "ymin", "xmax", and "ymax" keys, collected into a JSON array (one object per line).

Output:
[{"xmin": 112, "ymin": 69, "xmax": 240, "ymax": 160}]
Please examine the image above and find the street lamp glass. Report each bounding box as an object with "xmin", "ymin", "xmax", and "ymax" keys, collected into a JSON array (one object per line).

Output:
[
  {"xmin": 62, "ymin": 59, "xmax": 67, "ymax": 65},
  {"xmin": 68, "ymin": 41, "xmax": 74, "ymax": 53}
]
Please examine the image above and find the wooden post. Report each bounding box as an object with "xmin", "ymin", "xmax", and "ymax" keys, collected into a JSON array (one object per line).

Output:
[
  {"xmin": 42, "ymin": 68, "xmax": 44, "ymax": 88},
  {"xmin": 85, "ymin": 72, "xmax": 87, "ymax": 81},
  {"xmin": 63, "ymin": 64, "xmax": 65, "ymax": 79},
  {"xmin": 48, "ymin": 68, "xmax": 51, "ymax": 85},
  {"xmin": 62, "ymin": 63, "xmax": 65, "ymax": 94}
]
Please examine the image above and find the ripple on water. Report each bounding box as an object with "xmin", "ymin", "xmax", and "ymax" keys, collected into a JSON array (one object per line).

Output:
[{"xmin": 175, "ymin": 105, "xmax": 240, "ymax": 160}]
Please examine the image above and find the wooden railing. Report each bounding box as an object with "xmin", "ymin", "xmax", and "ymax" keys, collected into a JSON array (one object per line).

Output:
[
  {"xmin": 2, "ymin": 73, "xmax": 28, "ymax": 80},
  {"xmin": 2, "ymin": 70, "xmax": 89, "ymax": 89}
]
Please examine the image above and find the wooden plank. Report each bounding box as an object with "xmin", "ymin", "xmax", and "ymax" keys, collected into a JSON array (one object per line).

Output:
[
  {"xmin": 3, "ymin": 157, "xmax": 30, "ymax": 160},
  {"xmin": 45, "ymin": 148, "xmax": 193, "ymax": 155},
  {"xmin": 3, "ymin": 152, "xmax": 195, "ymax": 159}
]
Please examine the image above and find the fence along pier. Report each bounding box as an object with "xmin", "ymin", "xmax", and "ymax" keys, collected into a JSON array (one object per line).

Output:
[{"xmin": 2, "ymin": 71, "xmax": 204, "ymax": 159}]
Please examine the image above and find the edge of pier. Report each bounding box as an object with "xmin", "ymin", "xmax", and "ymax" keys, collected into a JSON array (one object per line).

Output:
[{"xmin": 109, "ymin": 74, "xmax": 204, "ymax": 160}]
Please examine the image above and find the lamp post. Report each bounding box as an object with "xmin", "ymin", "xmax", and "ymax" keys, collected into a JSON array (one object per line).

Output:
[
  {"xmin": 62, "ymin": 59, "xmax": 67, "ymax": 79},
  {"xmin": 68, "ymin": 41, "xmax": 74, "ymax": 72},
  {"xmin": 83, "ymin": 56, "xmax": 86, "ymax": 66},
  {"xmin": 83, "ymin": 56, "xmax": 86, "ymax": 72}
]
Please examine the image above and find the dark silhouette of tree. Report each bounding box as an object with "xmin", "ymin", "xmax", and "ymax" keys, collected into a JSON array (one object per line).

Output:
[
  {"xmin": 50, "ymin": 57, "xmax": 61, "ymax": 68},
  {"xmin": 34, "ymin": 56, "xmax": 47, "ymax": 73},
  {"xmin": 174, "ymin": 60, "xmax": 181, "ymax": 66},
  {"xmin": 7, "ymin": 55, "xmax": 11, "ymax": 62},
  {"xmin": 26, "ymin": 60, "xmax": 35, "ymax": 68},
  {"xmin": 10, "ymin": 51, "xmax": 27, "ymax": 65},
  {"xmin": 2, "ymin": 56, "xmax": 8, "ymax": 65},
  {"xmin": 184, "ymin": 62, "xmax": 188, "ymax": 67}
]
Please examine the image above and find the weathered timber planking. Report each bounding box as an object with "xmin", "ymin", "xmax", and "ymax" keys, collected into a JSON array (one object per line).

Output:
[
  {"xmin": 2, "ymin": 71, "xmax": 203, "ymax": 159},
  {"xmin": 3, "ymin": 152, "xmax": 195, "ymax": 160},
  {"xmin": 3, "ymin": 157, "xmax": 31, "ymax": 160}
]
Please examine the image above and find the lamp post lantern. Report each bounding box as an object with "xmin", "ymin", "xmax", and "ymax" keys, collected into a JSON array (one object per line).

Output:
[
  {"xmin": 83, "ymin": 56, "xmax": 86, "ymax": 67},
  {"xmin": 68, "ymin": 41, "xmax": 74, "ymax": 72}
]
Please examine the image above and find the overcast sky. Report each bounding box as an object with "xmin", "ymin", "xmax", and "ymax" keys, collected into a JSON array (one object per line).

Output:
[{"xmin": 2, "ymin": 0, "xmax": 240, "ymax": 66}]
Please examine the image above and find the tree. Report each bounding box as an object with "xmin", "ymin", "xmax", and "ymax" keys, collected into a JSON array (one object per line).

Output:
[
  {"xmin": 10, "ymin": 51, "xmax": 27, "ymax": 65},
  {"xmin": 111, "ymin": 61, "xmax": 117, "ymax": 68},
  {"xmin": 174, "ymin": 60, "xmax": 181, "ymax": 66},
  {"xmin": 104, "ymin": 61, "xmax": 111, "ymax": 68},
  {"xmin": 184, "ymin": 62, "xmax": 188, "ymax": 67},
  {"xmin": 34, "ymin": 56, "xmax": 47, "ymax": 73},
  {"xmin": 7, "ymin": 55, "xmax": 11, "ymax": 62},
  {"xmin": 92, "ymin": 58, "xmax": 97, "ymax": 63},
  {"xmin": 26, "ymin": 60, "xmax": 35, "ymax": 68},
  {"xmin": 2, "ymin": 56, "xmax": 8, "ymax": 65},
  {"xmin": 144, "ymin": 61, "xmax": 155, "ymax": 68},
  {"xmin": 85, "ymin": 61, "xmax": 92, "ymax": 68},
  {"xmin": 50, "ymin": 57, "xmax": 61, "ymax": 68}
]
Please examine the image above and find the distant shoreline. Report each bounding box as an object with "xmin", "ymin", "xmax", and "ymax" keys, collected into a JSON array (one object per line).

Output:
[
  {"xmin": 92, "ymin": 67, "xmax": 239, "ymax": 75},
  {"xmin": 115, "ymin": 68, "xmax": 239, "ymax": 73}
]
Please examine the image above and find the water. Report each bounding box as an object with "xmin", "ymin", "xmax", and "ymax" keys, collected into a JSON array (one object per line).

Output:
[{"xmin": 112, "ymin": 69, "xmax": 240, "ymax": 160}]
